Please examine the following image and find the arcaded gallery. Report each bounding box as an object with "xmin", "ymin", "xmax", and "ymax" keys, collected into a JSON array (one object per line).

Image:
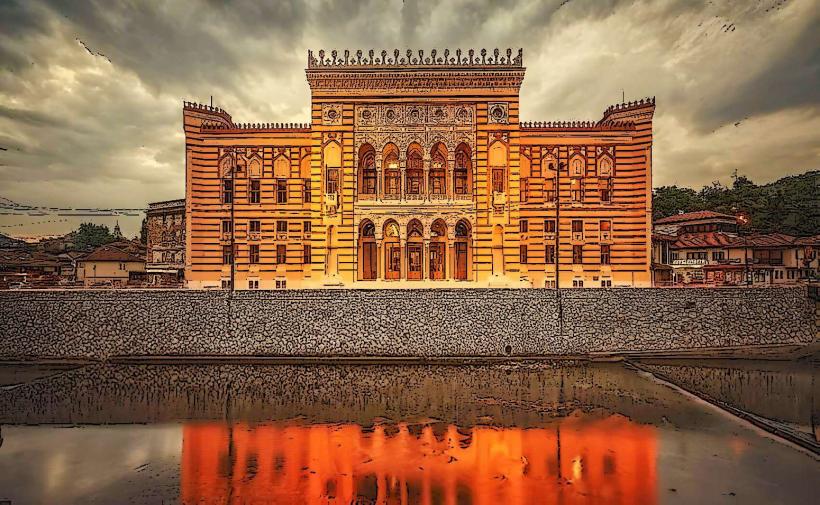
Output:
[{"xmin": 184, "ymin": 49, "xmax": 655, "ymax": 289}]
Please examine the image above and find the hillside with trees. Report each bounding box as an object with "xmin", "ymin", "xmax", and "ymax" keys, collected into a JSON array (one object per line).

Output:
[{"xmin": 653, "ymin": 170, "xmax": 819, "ymax": 236}]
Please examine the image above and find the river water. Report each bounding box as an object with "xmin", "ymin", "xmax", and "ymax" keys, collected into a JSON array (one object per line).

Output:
[{"xmin": 0, "ymin": 360, "xmax": 817, "ymax": 504}]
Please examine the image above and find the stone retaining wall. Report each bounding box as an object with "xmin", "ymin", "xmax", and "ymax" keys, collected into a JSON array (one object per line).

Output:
[{"xmin": 0, "ymin": 287, "xmax": 814, "ymax": 359}]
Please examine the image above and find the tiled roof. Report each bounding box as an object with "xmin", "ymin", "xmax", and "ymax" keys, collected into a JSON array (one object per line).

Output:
[
  {"xmin": 671, "ymin": 232, "xmax": 738, "ymax": 249},
  {"xmin": 670, "ymin": 231, "xmax": 811, "ymax": 250},
  {"xmin": 80, "ymin": 245, "xmax": 144, "ymax": 263},
  {"xmin": 794, "ymin": 234, "xmax": 820, "ymax": 246},
  {"xmin": 654, "ymin": 210, "xmax": 736, "ymax": 225},
  {"xmin": 652, "ymin": 232, "xmax": 677, "ymax": 242},
  {"xmin": 739, "ymin": 233, "xmax": 796, "ymax": 248}
]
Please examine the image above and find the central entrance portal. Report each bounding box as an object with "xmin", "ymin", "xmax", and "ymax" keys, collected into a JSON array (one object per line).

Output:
[
  {"xmin": 386, "ymin": 245, "xmax": 401, "ymax": 280},
  {"xmin": 407, "ymin": 244, "xmax": 422, "ymax": 280},
  {"xmin": 430, "ymin": 242, "xmax": 445, "ymax": 280}
]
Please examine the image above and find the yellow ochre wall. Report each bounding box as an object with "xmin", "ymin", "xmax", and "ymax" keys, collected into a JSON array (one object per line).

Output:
[{"xmin": 184, "ymin": 50, "xmax": 654, "ymax": 289}]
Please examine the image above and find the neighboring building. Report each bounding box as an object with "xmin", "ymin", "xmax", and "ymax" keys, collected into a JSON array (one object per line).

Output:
[
  {"xmin": 76, "ymin": 244, "xmax": 146, "ymax": 287},
  {"xmin": 651, "ymin": 211, "xmax": 819, "ymax": 285},
  {"xmin": 0, "ymin": 233, "xmax": 27, "ymax": 249},
  {"xmin": 185, "ymin": 49, "xmax": 655, "ymax": 289},
  {"xmin": 145, "ymin": 199, "xmax": 185, "ymax": 285},
  {"xmin": 654, "ymin": 210, "xmax": 738, "ymax": 236}
]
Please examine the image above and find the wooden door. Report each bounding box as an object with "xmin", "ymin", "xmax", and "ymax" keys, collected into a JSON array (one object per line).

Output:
[
  {"xmin": 455, "ymin": 242, "xmax": 468, "ymax": 280},
  {"xmin": 407, "ymin": 244, "xmax": 422, "ymax": 280},
  {"xmin": 430, "ymin": 243, "xmax": 445, "ymax": 280},
  {"xmin": 362, "ymin": 242, "xmax": 376, "ymax": 280},
  {"xmin": 386, "ymin": 245, "xmax": 401, "ymax": 280}
]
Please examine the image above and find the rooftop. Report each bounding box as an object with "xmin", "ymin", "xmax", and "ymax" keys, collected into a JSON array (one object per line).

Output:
[
  {"xmin": 672, "ymin": 232, "xmax": 739, "ymax": 249},
  {"xmin": 80, "ymin": 245, "xmax": 144, "ymax": 263},
  {"xmin": 654, "ymin": 210, "xmax": 737, "ymax": 225}
]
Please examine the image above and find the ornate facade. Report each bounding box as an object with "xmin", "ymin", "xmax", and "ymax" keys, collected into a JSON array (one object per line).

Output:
[
  {"xmin": 145, "ymin": 199, "xmax": 185, "ymax": 285},
  {"xmin": 184, "ymin": 49, "xmax": 654, "ymax": 289}
]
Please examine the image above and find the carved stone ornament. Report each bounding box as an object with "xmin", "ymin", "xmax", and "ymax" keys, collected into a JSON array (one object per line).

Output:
[
  {"xmin": 353, "ymin": 104, "xmax": 475, "ymax": 153},
  {"xmin": 487, "ymin": 102, "xmax": 509, "ymax": 124},
  {"xmin": 322, "ymin": 103, "xmax": 342, "ymax": 125}
]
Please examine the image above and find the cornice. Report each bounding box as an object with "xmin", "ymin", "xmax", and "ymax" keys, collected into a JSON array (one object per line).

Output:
[{"xmin": 306, "ymin": 69, "xmax": 525, "ymax": 94}]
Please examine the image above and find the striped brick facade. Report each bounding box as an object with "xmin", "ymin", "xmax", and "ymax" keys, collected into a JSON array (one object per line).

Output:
[{"xmin": 184, "ymin": 49, "xmax": 654, "ymax": 289}]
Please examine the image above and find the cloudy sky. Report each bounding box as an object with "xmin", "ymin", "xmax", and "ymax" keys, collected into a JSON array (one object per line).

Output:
[{"xmin": 0, "ymin": 0, "xmax": 818, "ymax": 236}]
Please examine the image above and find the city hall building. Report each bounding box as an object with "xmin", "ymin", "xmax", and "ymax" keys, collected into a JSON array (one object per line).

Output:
[{"xmin": 184, "ymin": 49, "xmax": 654, "ymax": 289}]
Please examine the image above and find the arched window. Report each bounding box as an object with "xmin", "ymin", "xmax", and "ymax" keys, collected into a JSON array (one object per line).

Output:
[
  {"xmin": 273, "ymin": 156, "xmax": 289, "ymax": 179},
  {"xmin": 383, "ymin": 144, "xmax": 400, "ymax": 197},
  {"xmin": 358, "ymin": 144, "xmax": 376, "ymax": 195},
  {"xmin": 406, "ymin": 219, "xmax": 423, "ymax": 280},
  {"xmin": 323, "ymin": 142, "xmax": 341, "ymax": 194},
  {"xmin": 489, "ymin": 141, "xmax": 507, "ymax": 193},
  {"xmin": 300, "ymin": 154, "xmax": 312, "ymax": 203},
  {"xmin": 455, "ymin": 221, "xmax": 470, "ymax": 238},
  {"xmin": 383, "ymin": 220, "xmax": 401, "ymax": 280},
  {"xmin": 454, "ymin": 143, "xmax": 471, "ymax": 195},
  {"xmin": 430, "ymin": 219, "xmax": 447, "ymax": 280},
  {"xmin": 569, "ymin": 155, "xmax": 584, "ymax": 178},
  {"xmin": 248, "ymin": 156, "xmax": 263, "ymax": 178},
  {"xmin": 406, "ymin": 143, "xmax": 424, "ymax": 196},
  {"xmin": 543, "ymin": 153, "xmax": 558, "ymax": 202},
  {"xmin": 429, "ymin": 143, "xmax": 447, "ymax": 196},
  {"xmin": 454, "ymin": 220, "xmax": 471, "ymax": 281},
  {"xmin": 599, "ymin": 155, "xmax": 613, "ymax": 178},
  {"xmin": 384, "ymin": 221, "xmax": 400, "ymax": 238},
  {"xmin": 359, "ymin": 220, "xmax": 376, "ymax": 280},
  {"xmin": 219, "ymin": 155, "xmax": 235, "ymax": 204}
]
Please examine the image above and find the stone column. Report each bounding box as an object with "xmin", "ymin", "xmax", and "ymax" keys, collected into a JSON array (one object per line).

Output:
[
  {"xmin": 423, "ymin": 238, "xmax": 431, "ymax": 280},
  {"xmin": 447, "ymin": 236, "xmax": 454, "ymax": 281},
  {"xmin": 400, "ymin": 238, "xmax": 407, "ymax": 280},
  {"xmin": 447, "ymin": 154, "xmax": 455, "ymax": 200},
  {"xmin": 423, "ymin": 154, "xmax": 431, "ymax": 201},
  {"xmin": 376, "ymin": 241, "xmax": 383, "ymax": 280},
  {"xmin": 375, "ymin": 153, "xmax": 383, "ymax": 201},
  {"xmin": 400, "ymin": 157, "xmax": 406, "ymax": 202}
]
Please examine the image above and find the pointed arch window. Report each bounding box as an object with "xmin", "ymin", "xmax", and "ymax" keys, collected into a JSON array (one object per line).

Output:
[
  {"xmin": 358, "ymin": 144, "xmax": 376, "ymax": 195},
  {"xmin": 383, "ymin": 144, "xmax": 400, "ymax": 197},
  {"xmin": 454, "ymin": 144, "xmax": 472, "ymax": 195},
  {"xmin": 430, "ymin": 143, "xmax": 447, "ymax": 196},
  {"xmin": 406, "ymin": 145, "xmax": 424, "ymax": 196}
]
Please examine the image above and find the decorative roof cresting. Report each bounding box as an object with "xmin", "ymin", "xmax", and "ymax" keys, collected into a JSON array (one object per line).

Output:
[{"xmin": 308, "ymin": 49, "xmax": 524, "ymax": 68}]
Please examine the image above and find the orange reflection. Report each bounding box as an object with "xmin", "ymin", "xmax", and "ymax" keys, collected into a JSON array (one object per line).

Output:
[{"xmin": 181, "ymin": 416, "xmax": 656, "ymax": 505}]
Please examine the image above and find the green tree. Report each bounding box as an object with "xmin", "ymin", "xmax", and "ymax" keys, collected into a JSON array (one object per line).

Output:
[
  {"xmin": 653, "ymin": 170, "xmax": 819, "ymax": 236},
  {"xmin": 652, "ymin": 186, "xmax": 701, "ymax": 221},
  {"xmin": 74, "ymin": 222, "xmax": 117, "ymax": 250}
]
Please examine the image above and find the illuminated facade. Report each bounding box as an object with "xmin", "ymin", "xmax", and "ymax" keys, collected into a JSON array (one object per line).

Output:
[{"xmin": 184, "ymin": 49, "xmax": 654, "ymax": 289}]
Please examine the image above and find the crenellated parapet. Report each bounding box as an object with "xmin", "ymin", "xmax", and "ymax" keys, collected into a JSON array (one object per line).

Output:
[
  {"xmin": 201, "ymin": 121, "xmax": 310, "ymax": 131},
  {"xmin": 308, "ymin": 48, "xmax": 523, "ymax": 68},
  {"xmin": 520, "ymin": 120, "xmax": 635, "ymax": 131},
  {"xmin": 601, "ymin": 97, "xmax": 656, "ymax": 123},
  {"xmin": 183, "ymin": 100, "xmax": 233, "ymax": 124}
]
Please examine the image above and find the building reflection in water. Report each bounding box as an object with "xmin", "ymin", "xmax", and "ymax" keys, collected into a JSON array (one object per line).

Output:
[{"xmin": 181, "ymin": 416, "xmax": 656, "ymax": 504}]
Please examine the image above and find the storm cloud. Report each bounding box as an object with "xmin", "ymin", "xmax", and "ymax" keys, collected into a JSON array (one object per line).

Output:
[{"xmin": 1, "ymin": 0, "xmax": 817, "ymax": 213}]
